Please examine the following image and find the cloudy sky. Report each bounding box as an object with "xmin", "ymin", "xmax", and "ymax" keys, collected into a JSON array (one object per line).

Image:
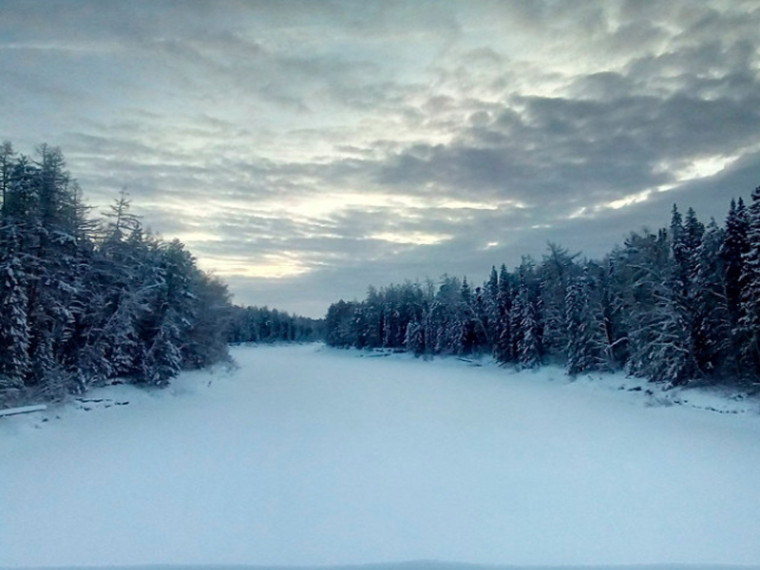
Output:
[{"xmin": 2, "ymin": 0, "xmax": 759, "ymax": 316}]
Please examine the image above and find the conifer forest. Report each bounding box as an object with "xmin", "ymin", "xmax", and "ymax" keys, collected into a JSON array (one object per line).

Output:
[
  {"xmin": 2, "ymin": 141, "xmax": 759, "ymax": 406},
  {"xmin": 326, "ymin": 189, "xmax": 760, "ymax": 389},
  {"xmin": 0, "ymin": 143, "xmax": 317, "ymax": 406}
]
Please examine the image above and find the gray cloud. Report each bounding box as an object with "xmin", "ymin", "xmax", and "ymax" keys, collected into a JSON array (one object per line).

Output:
[{"xmin": 1, "ymin": 0, "xmax": 758, "ymax": 316}]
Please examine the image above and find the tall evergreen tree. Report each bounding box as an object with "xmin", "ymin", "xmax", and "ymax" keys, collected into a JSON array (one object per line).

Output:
[
  {"xmin": 565, "ymin": 268, "xmax": 607, "ymax": 375},
  {"xmin": 404, "ymin": 318, "xmax": 425, "ymax": 356},
  {"xmin": 514, "ymin": 268, "xmax": 541, "ymax": 369},
  {"xmin": 1, "ymin": 141, "xmax": 15, "ymax": 217},
  {"xmin": 738, "ymin": 186, "xmax": 760, "ymax": 379},
  {"xmin": 493, "ymin": 264, "xmax": 514, "ymax": 363},
  {"xmin": 720, "ymin": 198, "xmax": 750, "ymax": 376},
  {"xmin": 0, "ymin": 224, "xmax": 30, "ymax": 398},
  {"xmin": 695, "ymin": 219, "xmax": 730, "ymax": 376},
  {"xmin": 538, "ymin": 243, "xmax": 579, "ymax": 361}
]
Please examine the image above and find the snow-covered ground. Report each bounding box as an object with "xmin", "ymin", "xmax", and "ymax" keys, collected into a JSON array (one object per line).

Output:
[{"xmin": 2, "ymin": 344, "xmax": 760, "ymax": 569}]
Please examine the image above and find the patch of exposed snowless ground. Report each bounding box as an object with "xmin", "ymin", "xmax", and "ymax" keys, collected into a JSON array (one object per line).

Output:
[{"xmin": 2, "ymin": 344, "xmax": 760, "ymax": 570}]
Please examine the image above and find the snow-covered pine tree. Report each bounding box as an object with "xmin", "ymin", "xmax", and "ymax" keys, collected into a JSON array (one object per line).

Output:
[
  {"xmin": 721, "ymin": 199, "xmax": 749, "ymax": 319},
  {"xmin": 473, "ymin": 286, "xmax": 490, "ymax": 350},
  {"xmin": 618, "ymin": 227, "xmax": 690, "ymax": 384},
  {"xmin": 486, "ymin": 266, "xmax": 498, "ymax": 304},
  {"xmin": 0, "ymin": 225, "xmax": 30, "ymax": 398},
  {"xmin": 565, "ymin": 268, "xmax": 607, "ymax": 375},
  {"xmin": 482, "ymin": 266, "xmax": 500, "ymax": 349},
  {"xmin": 183, "ymin": 273, "xmax": 231, "ymax": 369},
  {"xmin": 514, "ymin": 269, "xmax": 541, "ymax": 369},
  {"xmin": 596, "ymin": 256, "xmax": 626, "ymax": 368},
  {"xmin": 455, "ymin": 277, "xmax": 478, "ymax": 355},
  {"xmin": 493, "ymin": 264, "xmax": 514, "ymax": 363},
  {"xmin": 643, "ymin": 206, "xmax": 704, "ymax": 385},
  {"xmin": 738, "ymin": 186, "xmax": 760, "ymax": 379},
  {"xmin": 538, "ymin": 243, "xmax": 579, "ymax": 361},
  {"xmin": 142, "ymin": 324, "xmax": 182, "ymax": 387},
  {"xmin": 0, "ymin": 141, "xmax": 15, "ymax": 216},
  {"xmin": 695, "ymin": 219, "xmax": 731, "ymax": 378},
  {"xmin": 720, "ymin": 198, "xmax": 750, "ymax": 375},
  {"xmin": 404, "ymin": 318, "xmax": 425, "ymax": 356},
  {"xmin": 623, "ymin": 205, "xmax": 704, "ymax": 386},
  {"xmin": 518, "ymin": 297, "xmax": 541, "ymax": 369},
  {"xmin": 325, "ymin": 300, "xmax": 356, "ymax": 347}
]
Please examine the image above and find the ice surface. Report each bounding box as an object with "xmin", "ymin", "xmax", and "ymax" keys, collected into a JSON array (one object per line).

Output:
[{"xmin": 2, "ymin": 345, "xmax": 760, "ymax": 568}]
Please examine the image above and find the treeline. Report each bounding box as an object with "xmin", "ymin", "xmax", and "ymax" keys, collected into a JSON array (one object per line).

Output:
[
  {"xmin": 0, "ymin": 142, "xmax": 233, "ymax": 406},
  {"xmin": 228, "ymin": 305, "xmax": 324, "ymax": 344},
  {"xmin": 326, "ymin": 188, "xmax": 760, "ymax": 388},
  {"xmin": 0, "ymin": 142, "xmax": 321, "ymax": 407}
]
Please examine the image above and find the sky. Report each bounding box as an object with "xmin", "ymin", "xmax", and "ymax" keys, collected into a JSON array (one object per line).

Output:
[{"xmin": 1, "ymin": 0, "xmax": 759, "ymax": 317}]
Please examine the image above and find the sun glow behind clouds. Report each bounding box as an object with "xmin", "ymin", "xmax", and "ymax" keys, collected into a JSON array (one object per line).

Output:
[
  {"xmin": 593, "ymin": 152, "xmax": 744, "ymax": 215},
  {"xmin": 370, "ymin": 231, "xmax": 452, "ymax": 245},
  {"xmin": 261, "ymin": 193, "xmax": 505, "ymax": 221},
  {"xmin": 162, "ymin": 190, "xmax": 499, "ymax": 280},
  {"xmin": 197, "ymin": 253, "xmax": 311, "ymax": 279},
  {"xmin": 670, "ymin": 153, "xmax": 742, "ymax": 184}
]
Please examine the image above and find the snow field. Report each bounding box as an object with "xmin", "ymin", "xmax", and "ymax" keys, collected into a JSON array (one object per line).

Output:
[{"xmin": 2, "ymin": 344, "xmax": 760, "ymax": 568}]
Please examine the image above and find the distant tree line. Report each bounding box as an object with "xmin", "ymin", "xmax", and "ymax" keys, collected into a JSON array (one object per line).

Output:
[
  {"xmin": 326, "ymin": 188, "xmax": 760, "ymax": 388},
  {"xmin": 0, "ymin": 142, "xmax": 318, "ymax": 407},
  {"xmin": 228, "ymin": 305, "xmax": 324, "ymax": 344}
]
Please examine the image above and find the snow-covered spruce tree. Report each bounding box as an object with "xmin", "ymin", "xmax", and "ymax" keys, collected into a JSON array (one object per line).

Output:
[
  {"xmin": 694, "ymin": 219, "xmax": 731, "ymax": 378},
  {"xmin": 613, "ymin": 209, "xmax": 700, "ymax": 385},
  {"xmin": 595, "ymin": 256, "xmax": 627, "ymax": 368},
  {"xmin": 720, "ymin": 198, "xmax": 750, "ymax": 376},
  {"xmin": 404, "ymin": 318, "xmax": 425, "ymax": 356},
  {"xmin": 513, "ymin": 265, "xmax": 541, "ymax": 369},
  {"xmin": 456, "ymin": 277, "xmax": 478, "ymax": 355},
  {"xmin": 640, "ymin": 207, "xmax": 703, "ymax": 385},
  {"xmin": 633, "ymin": 207, "xmax": 705, "ymax": 385},
  {"xmin": 679, "ymin": 207, "xmax": 708, "ymax": 377},
  {"xmin": 518, "ymin": 297, "xmax": 541, "ymax": 369},
  {"xmin": 184, "ymin": 273, "xmax": 232, "ymax": 369},
  {"xmin": 738, "ymin": 186, "xmax": 760, "ymax": 379},
  {"xmin": 0, "ymin": 141, "xmax": 15, "ymax": 214},
  {"xmin": 565, "ymin": 267, "xmax": 608, "ymax": 376},
  {"xmin": 538, "ymin": 243, "xmax": 579, "ymax": 362},
  {"xmin": 147, "ymin": 239, "xmax": 203, "ymax": 380},
  {"xmin": 493, "ymin": 264, "xmax": 515, "ymax": 364},
  {"xmin": 484, "ymin": 265, "xmax": 500, "ymax": 346},
  {"xmin": 325, "ymin": 300, "xmax": 360, "ymax": 347},
  {"xmin": 616, "ymin": 228, "xmax": 673, "ymax": 381},
  {"xmin": 423, "ymin": 302, "xmax": 440, "ymax": 355},
  {"xmin": 357, "ymin": 290, "xmax": 378, "ymax": 349},
  {"xmin": 0, "ymin": 225, "xmax": 30, "ymax": 400},
  {"xmin": 142, "ymin": 324, "xmax": 182, "ymax": 387},
  {"xmin": 472, "ymin": 286, "xmax": 491, "ymax": 350},
  {"xmin": 431, "ymin": 275, "xmax": 462, "ymax": 354},
  {"xmin": 88, "ymin": 193, "xmax": 148, "ymax": 379}
]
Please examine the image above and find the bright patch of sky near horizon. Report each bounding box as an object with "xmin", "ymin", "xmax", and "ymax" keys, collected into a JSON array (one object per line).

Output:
[{"xmin": 2, "ymin": 0, "xmax": 760, "ymax": 316}]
